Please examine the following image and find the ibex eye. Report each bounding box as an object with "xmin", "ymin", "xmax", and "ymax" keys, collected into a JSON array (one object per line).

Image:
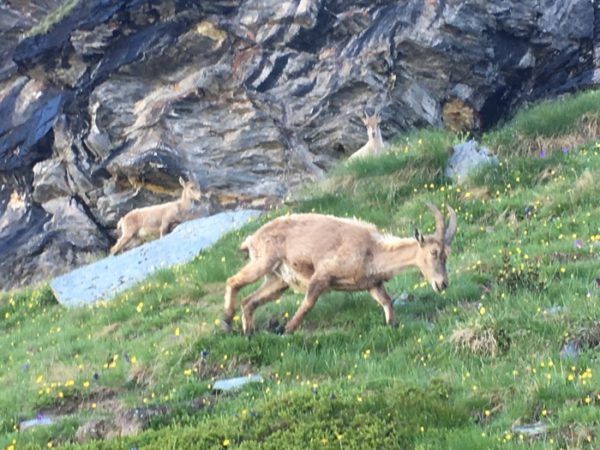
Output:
[{"xmin": 430, "ymin": 250, "xmax": 438, "ymax": 257}]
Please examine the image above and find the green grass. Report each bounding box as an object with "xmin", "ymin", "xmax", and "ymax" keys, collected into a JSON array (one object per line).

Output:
[
  {"xmin": 483, "ymin": 88, "xmax": 600, "ymax": 156},
  {"xmin": 2, "ymin": 90, "xmax": 600, "ymax": 449},
  {"xmin": 25, "ymin": 0, "xmax": 80, "ymax": 37}
]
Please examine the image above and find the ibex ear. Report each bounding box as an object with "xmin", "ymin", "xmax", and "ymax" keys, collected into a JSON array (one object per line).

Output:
[
  {"xmin": 179, "ymin": 176, "xmax": 185, "ymax": 187},
  {"xmin": 362, "ymin": 111, "xmax": 369, "ymax": 125},
  {"xmin": 414, "ymin": 229, "xmax": 425, "ymax": 246}
]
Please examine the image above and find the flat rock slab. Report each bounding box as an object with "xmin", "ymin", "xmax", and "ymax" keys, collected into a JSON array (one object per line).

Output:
[
  {"xmin": 51, "ymin": 209, "xmax": 261, "ymax": 307},
  {"xmin": 213, "ymin": 374, "xmax": 263, "ymax": 391}
]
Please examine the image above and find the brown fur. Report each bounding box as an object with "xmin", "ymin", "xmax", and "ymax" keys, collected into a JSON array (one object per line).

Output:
[
  {"xmin": 223, "ymin": 204, "xmax": 457, "ymax": 335},
  {"xmin": 110, "ymin": 177, "xmax": 201, "ymax": 255},
  {"xmin": 348, "ymin": 112, "xmax": 384, "ymax": 160}
]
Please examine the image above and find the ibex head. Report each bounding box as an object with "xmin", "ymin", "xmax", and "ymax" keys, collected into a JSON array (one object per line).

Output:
[
  {"xmin": 179, "ymin": 176, "xmax": 202, "ymax": 202},
  {"xmin": 414, "ymin": 203, "xmax": 458, "ymax": 293},
  {"xmin": 362, "ymin": 112, "xmax": 381, "ymax": 142}
]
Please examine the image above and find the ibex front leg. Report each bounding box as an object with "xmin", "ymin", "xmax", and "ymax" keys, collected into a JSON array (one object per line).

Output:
[
  {"xmin": 368, "ymin": 284, "xmax": 396, "ymax": 327},
  {"xmin": 241, "ymin": 275, "xmax": 289, "ymax": 335},
  {"xmin": 223, "ymin": 258, "xmax": 274, "ymax": 331}
]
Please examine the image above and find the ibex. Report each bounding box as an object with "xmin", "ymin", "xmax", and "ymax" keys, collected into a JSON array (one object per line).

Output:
[
  {"xmin": 110, "ymin": 177, "xmax": 202, "ymax": 255},
  {"xmin": 223, "ymin": 203, "xmax": 457, "ymax": 335},
  {"xmin": 348, "ymin": 112, "xmax": 384, "ymax": 160}
]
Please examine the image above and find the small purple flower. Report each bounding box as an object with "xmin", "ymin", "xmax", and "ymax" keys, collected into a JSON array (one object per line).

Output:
[
  {"xmin": 539, "ymin": 149, "xmax": 547, "ymax": 158},
  {"xmin": 561, "ymin": 147, "xmax": 569, "ymax": 155},
  {"xmin": 574, "ymin": 239, "xmax": 583, "ymax": 249},
  {"xmin": 21, "ymin": 362, "xmax": 30, "ymax": 371},
  {"xmin": 596, "ymin": 277, "xmax": 600, "ymax": 288},
  {"xmin": 201, "ymin": 349, "xmax": 209, "ymax": 359}
]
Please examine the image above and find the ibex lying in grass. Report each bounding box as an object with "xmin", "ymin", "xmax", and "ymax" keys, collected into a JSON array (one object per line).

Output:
[
  {"xmin": 348, "ymin": 112, "xmax": 384, "ymax": 160},
  {"xmin": 223, "ymin": 203, "xmax": 457, "ymax": 335},
  {"xmin": 110, "ymin": 177, "xmax": 201, "ymax": 255}
]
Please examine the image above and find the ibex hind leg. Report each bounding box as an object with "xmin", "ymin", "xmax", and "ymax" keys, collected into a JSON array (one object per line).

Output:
[
  {"xmin": 222, "ymin": 258, "xmax": 275, "ymax": 331},
  {"xmin": 284, "ymin": 276, "xmax": 328, "ymax": 333},
  {"xmin": 110, "ymin": 232, "xmax": 134, "ymax": 255}
]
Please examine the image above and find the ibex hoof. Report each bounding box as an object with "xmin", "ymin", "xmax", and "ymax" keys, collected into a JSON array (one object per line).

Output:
[
  {"xmin": 267, "ymin": 317, "xmax": 286, "ymax": 335},
  {"xmin": 220, "ymin": 319, "xmax": 232, "ymax": 333},
  {"xmin": 283, "ymin": 324, "xmax": 297, "ymax": 334}
]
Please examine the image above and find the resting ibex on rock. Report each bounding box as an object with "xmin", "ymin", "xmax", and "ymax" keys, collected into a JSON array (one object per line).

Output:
[
  {"xmin": 110, "ymin": 177, "xmax": 201, "ymax": 255},
  {"xmin": 348, "ymin": 112, "xmax": 384, "ymax": 160},
  {"xmin": 223, "ymin": 203, "xmax": 457, "ymax": 335}
]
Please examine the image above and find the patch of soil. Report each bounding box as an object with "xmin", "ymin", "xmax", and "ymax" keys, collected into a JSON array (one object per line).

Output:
[
  {"xmin": 190, "ymin": 393, "xmax": 218, "ymax": 412},
  {"xmin": 39, "ymin": 387, "xmax": 119, "ymax": 416},
  {"xmin": 472, "ymin": 394, "xmax": 504, "ymax": 424},
  {"xmin": 75, "ymin": 419, "xmax": 121, "ymax": 442},
  {"xmin": 75, "ymin": 404, "xmax": 171, "ymax": 443},
  {"xmin": 561, "ymin": 323, "xmax": 600, "ymax": 358},
  {"xmin": 127, "ymin": 364, "xmax": 154, "ymax": 389},
  {"xmin": 95, "ymin": 323, "xmax": 120, "ymax": 338},
  {"xmin": 116, "ymin": 405, "xmax": 170, "ymax": 436},
  {"xmin": 450, "ymin": 326, "xmax": 511, "ymax": 357},
  {"xmin": 192, "ymin": 354, "xmax": 254, "ymax": 380},
  {"xmin": 550, "ymin": 251, "xmax": 598, "ymax": 262},
  {"xmin": 562, "ymin": 423, "xmax": 596, "ymax": 447}
]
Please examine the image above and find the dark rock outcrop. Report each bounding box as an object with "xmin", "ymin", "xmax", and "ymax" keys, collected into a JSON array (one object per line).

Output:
[{"xmin": 1, "ymin": 0, "xmax": 598, "ymax": 290}]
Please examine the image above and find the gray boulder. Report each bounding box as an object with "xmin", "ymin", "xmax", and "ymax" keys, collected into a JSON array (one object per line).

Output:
[{"xmin": 445, "ymin": 140, "xmax": 499, "ymax": 184}]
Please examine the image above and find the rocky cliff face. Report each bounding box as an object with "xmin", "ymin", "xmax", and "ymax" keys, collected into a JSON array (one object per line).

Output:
[{"xmin": 1, "ymin": 0, "xmax": 598, "ymax": 290}]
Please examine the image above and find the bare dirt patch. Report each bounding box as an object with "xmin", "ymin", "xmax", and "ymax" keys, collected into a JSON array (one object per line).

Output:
[
  {"xmin": 74, "ymin": 404, "xmax": 170, "ymax": 443},
  {"xmin": 516, "ymin": 113, "xmax": 600, "ymax": 156},
  {"xmin": 450, "ymin": 325, "xmax": 511, "ymax": 357},
  {"xmin": 192, "ymin": 353, "xmax": 254, "ymax": 380},
  {"xmin": 95, "ymin": 323, "xmax": 120, "ymax": 338},
  {"xmin": 39, "ymin": 387, "xmax": 120, "ymax": 416}
]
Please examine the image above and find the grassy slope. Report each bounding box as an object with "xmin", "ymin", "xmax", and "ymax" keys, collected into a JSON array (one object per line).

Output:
[{"xmin": 2, "ymin": 91, "xmax": 600, "ymax": 449}]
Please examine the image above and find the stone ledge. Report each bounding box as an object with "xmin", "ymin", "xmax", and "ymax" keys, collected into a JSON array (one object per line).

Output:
[{"xmin": 51, "ymin": 209, "xmax": 262, "ymax": 307}]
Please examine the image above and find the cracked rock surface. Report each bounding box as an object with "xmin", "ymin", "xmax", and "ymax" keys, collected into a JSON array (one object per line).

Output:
[{"xmin": 1, "ymin": 0, "xmax": 598, "ymax": 289}]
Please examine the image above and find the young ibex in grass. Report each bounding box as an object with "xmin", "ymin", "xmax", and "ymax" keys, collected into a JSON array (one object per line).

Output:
[
  {"xmin": 223, "ymin": 203, "xmax": 457, "ymax": 335},
  {"xmin": 110, "ymin": 177, "xmax": 201, "ymax": 255},
  {"xmin": 348, "ymin": 112, "xmax": 384, "ymax": 160}
]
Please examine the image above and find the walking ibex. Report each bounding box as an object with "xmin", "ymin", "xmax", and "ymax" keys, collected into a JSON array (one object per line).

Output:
[
  {"xmin": 110, "ymin": 177, "xmax": 201, "ymax": 255},
  {"xmin": 348, "ymin": 112, "xmax": 384, "ymax": 160},
  {"xmin": 223, "ymin": 203, "xmax": 457, "ymax": 335}
]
